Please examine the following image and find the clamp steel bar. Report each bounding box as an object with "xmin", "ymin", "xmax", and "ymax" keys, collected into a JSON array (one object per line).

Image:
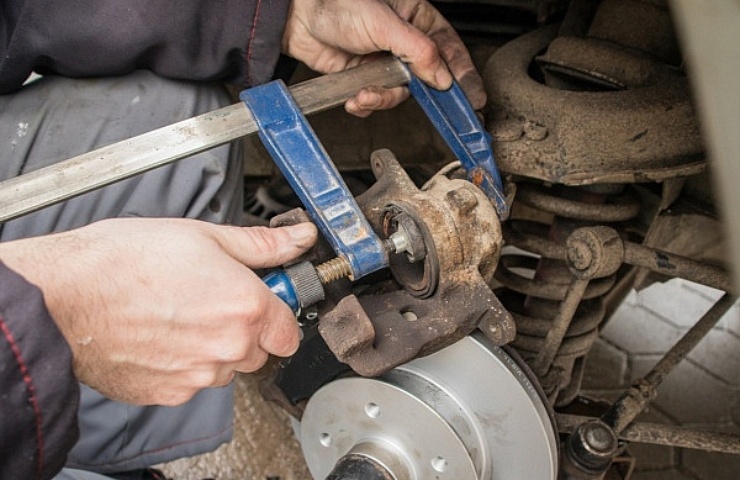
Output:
[
  {"xmin": 0, "ymin": 56, "xmax": 509, "ymax": 224},
  {"xmin": 0, "ymin": 56, "xmax": 410, "ymax": 223}
]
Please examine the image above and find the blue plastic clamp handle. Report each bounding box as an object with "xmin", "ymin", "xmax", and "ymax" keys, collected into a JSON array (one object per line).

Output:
[
  {"xmin": 405, "ymin": 65, "xmax": 510, "ymax": 219},
  {"xmin": 262, "ymin": 270, "xmax": 301, "ymax": 314},
  {"xmin": 241, "ymin": 81, "xmax": 389, "ymax": 282}
]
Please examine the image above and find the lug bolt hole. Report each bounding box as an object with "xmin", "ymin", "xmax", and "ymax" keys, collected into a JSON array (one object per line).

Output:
[
  {"xmin": 365, "ymin": 402, "xmax": 381, "ymax": 418},
  {"xmin": 319, "ymin": 433, "xmax": 332, "ymax": 447},
  {"xmin": 431, "ymin": 456, "xmax": 448, "ymax": 473}
]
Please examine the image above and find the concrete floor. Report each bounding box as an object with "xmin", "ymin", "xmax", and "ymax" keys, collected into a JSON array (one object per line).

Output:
[
  {"xmin": 159, "ymin": 364, "xmax": 310, "ymax": 480},
  {"xmin": 159, "ymin": 281, "xmax": 740, "ymax": 479}
]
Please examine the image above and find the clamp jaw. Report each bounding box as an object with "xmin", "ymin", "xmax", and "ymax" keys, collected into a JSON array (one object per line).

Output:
[{"xmin": 405, "ymin": 70, "xmax": 509, "ymax": 218}]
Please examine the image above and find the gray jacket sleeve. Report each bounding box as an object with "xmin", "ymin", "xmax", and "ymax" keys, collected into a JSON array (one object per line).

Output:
[
  {"xmin": 0, "ymin": 263, "xmax": 80, "ymax": 480},
  {"xmin": 0, "ymin": 0, "xmax": 292, "ymax": 94}
]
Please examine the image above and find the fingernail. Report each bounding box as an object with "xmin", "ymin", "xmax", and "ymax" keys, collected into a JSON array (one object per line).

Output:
[
  {"xmin": 359, "ymin": 92, "xmax": 381, "ymax": 108},
  {"xmin": 288, "ymin": 222, "xmax": 317, "ymax": 242},
  {"xmin": 434, "ymin": 67, "xmax": 453, "ymax": 89},
  {"xmin": 345, "ymin": 98, "xmax": 358, "ymax": 112}
]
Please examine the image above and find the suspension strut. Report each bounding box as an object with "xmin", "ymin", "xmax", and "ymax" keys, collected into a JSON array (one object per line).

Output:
[{"xmin": 494, "ymin": 182, "xmax": 641, "ymax": 406}]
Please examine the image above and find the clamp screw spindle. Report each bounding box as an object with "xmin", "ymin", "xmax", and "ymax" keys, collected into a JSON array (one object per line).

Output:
[{"xmin": 316, "ymin": 257, "xmax": 353, "ymax": 284}]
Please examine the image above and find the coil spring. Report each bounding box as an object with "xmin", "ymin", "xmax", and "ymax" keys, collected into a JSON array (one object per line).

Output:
[{"xmin": 495, "ymin": 182, "xmax": 641, "ymax": 406}]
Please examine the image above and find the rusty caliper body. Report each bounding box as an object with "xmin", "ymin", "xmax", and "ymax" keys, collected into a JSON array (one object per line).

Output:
[{"xmin": 319, "ymin": 148, "xmax": 513, "ymax": 376}]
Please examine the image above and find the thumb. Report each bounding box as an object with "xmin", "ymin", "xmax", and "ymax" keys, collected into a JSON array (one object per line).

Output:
[{"xmin": 213, "ymin": 223, "xmax": 318, "ymax": 269}]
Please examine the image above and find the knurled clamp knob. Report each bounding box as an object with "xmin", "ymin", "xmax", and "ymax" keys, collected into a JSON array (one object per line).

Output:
[{"xmin": 285, "ymin": 261, "xmax": 326, "ymax": 309}]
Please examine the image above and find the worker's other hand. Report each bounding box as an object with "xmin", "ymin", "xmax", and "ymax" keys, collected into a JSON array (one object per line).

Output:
[
  {"xmin": 0, "ymin": 218, "xmax": 317, "ymax": 406},
  {"xmin": 282, "ymin": 0, "xmax": 486, "ymax": 117}
]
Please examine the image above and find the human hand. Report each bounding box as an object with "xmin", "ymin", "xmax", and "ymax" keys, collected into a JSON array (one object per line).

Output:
[
  {"xmin": 0, "ymin": 218, "xmax": 317, "ymax": 406},
  {"xmin": 282, "ymin": 0, "xmax": 486, "ymax": 117}
]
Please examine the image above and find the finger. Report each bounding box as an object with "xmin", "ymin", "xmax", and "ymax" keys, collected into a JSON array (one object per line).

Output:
[
  {"xmin": 152, "ymin": 388, "xmax": 197, "ymax": 407},
  {"xmin": 345, "ymin": 86, "xmax": 410, "ymax": 117},
  {"xmin": 387, "ymin": 0, "xmax": 486, "ymax": 108},
  {"xmin": 256, "ymin": 289, "xmax": 302, "ymax": 357},
  {"xmin": 213, "ymin": 223, "xmax": 318, "ymax": 269},
  {"xmin": 233, "ymin": 347, "xmax": 271, "ymax": 374},
  {"xmin": 214, "ymin": 369, "xmax": 237, "ymax": 387},
  {"xmin": 185, "ymin": 367, "xmax": 237, "ymax": 390},
  {"xmin": 390, "ymin": 29, "xmax": 452, "ymax": 90},
  {"xmin": 458, "ymin": 70, "xmax": 487, "ymax": 110},
  {"xmin": 137, "ymin": 378, "xmax": 199, "ymax": 406},
  {"xmin": 236, "ymin": 275, "xmax": 302, "ymax": 358},
  {"xmin": 430, "ymin": 28, "xmax": 487, "ymax": 109},
  {"xmin": 365, "ymin": 3, "xmax": 452, "ymax": 89}
]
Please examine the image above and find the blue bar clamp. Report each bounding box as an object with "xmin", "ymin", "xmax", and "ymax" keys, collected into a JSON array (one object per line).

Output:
[{"xmin": 241, "ymin": 61, "xmax": 508, "ymax": 312}]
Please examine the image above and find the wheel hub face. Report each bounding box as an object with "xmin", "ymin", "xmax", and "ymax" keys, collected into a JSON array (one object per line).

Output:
[{"xmin": 299, "ymin": 333, "xmax": 559, "ymax": 479}]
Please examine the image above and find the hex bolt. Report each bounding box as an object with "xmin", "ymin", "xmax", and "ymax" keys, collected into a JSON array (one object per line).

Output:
[
  {"xmin": 565, "ymin": 226, "xmax": 624, "ymax": 280},
  {"xmin": 384, "ymin": 211, "xmax": 426, "ymax": 263},
  {"xmin": 566, "ymin": 419, "xmax": 619, "ymax": 474},
  {"xmin": 446, "ymin": 186, "xmax": 479, "ymax": 214},
  {"xmin": 583, "ymin": 421, "xmax": 618, "ymax": 455},
  {"xmin": 385, "ymin": 230, "xmax": 411, "ymax": 255},
  {"xmin": 567, "ymin": 241, "xmax": 593, "ymax": 272}
]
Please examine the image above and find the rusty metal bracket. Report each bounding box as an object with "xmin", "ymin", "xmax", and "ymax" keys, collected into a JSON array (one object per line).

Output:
[{"xmin": 317, "ymin": 149, "xmax": 514, "ymax": 376}]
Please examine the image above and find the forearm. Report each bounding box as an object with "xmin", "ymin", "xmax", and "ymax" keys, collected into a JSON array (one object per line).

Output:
[
  {"xmin": 0, "ymin": 262, "xmax": 79, "ymax": 480},
  {"xmin": 0, "ymin": 0, "xmax": 292, "ymax": 94}
]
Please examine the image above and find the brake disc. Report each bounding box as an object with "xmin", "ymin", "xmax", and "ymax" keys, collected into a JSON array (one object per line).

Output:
[{"xmin": 297, "ymin": 332, "xmax": 559, "ymax": 479}]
